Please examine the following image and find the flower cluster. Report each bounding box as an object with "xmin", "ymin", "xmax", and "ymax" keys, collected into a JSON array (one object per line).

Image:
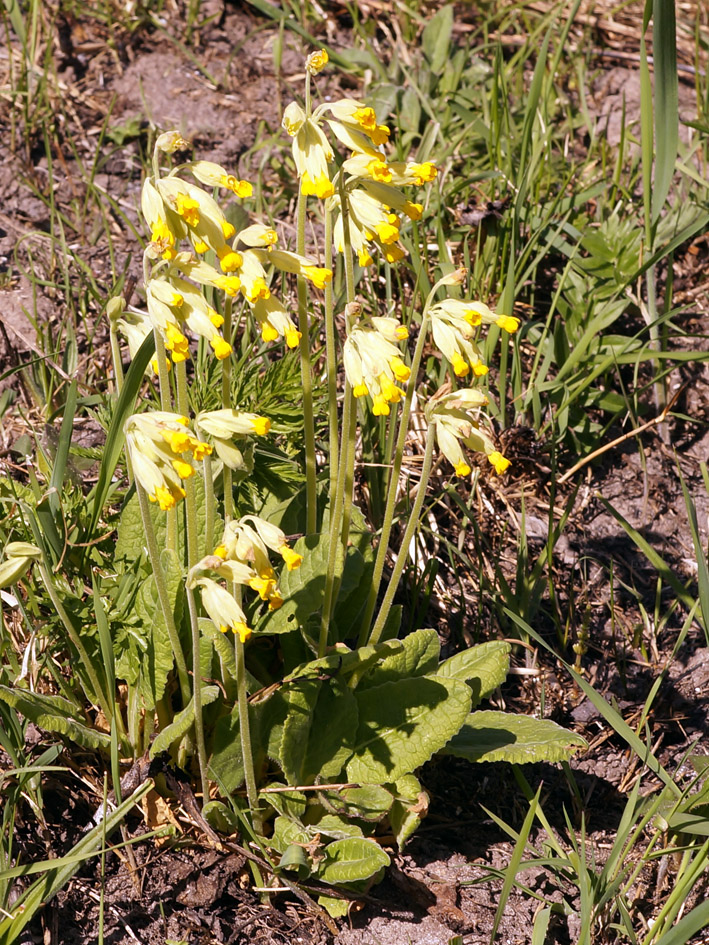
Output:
[
  {"xmin": 344, "ymin": 316, "xmax": 411, "ymax": 415},
  {"xmin": 282, "ymin": 54, "xmax": 438, "ymax": 268},
  {"xmin": 426, "ymin": 389, "xmax": 510, "ymax": 477},
  {"xmin": 196, "ymin": 408, "xmax": 271, "ymax": 471},
  {"xmin": 187, "ymin": 516, "xmax": 304, "ymax": 642},
  {"xmin": 430, "ymin": 299, "xmax": 520, "ymax": 379},
  {"xmin": 124, "ymin": 412, "xmax": 212, "ymax": 510},
  {"xmin": 123, "ymin": 145, "xmax": 334, "ymax": 366}
]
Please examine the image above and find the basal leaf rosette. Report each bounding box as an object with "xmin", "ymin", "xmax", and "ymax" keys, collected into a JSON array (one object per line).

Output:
[{"xmin": 426, "ymin": 388, "xmax": 511, "ymax": 477}]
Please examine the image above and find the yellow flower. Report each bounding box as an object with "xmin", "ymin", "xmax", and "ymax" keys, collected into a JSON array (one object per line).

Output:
[
  {"xmin": 252, "ymin": 248, "xmax": 332, "ymax": 289},
  {"xmin": 156, "ymin": 130, "xmax": 189, "ymax": 153},
  {"xmin": 344, "ymin": 326, "xmax": 410, "ymax": 414},
  {"xmin": 195, "ymin": 578, "xmax": 252, "ymax": 641},
  {"xmin": 322, "ymin": 98, "xmax": 391, "ymax": 147},
  {"xmin": 286, "ymin": 112, "xmax": 334, "ymax": 198},
  {"xmin": 125, "ymin": 411, "xmax": 211, "ymax": 509},
  {"xmin": 196, "ymin": 409, "xmax": 272, "ymax": 469},
  {"xmin": 190, "ymin": 160, "xmax": 252, "ymax": 198},
  {"xmin": 306, "ymin": 49, "xmax": 329, "ymax": 74},
  {"xmin": 426, "ymin": 389, "xmax": 510, "ymax": 478},
  {"xmin": 252, "ymin": 295, "xmax": 301, "ymax": 348}
]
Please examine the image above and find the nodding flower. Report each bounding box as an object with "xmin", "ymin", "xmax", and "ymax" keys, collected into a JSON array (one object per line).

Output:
[
  {"xmin": 196, "ymin": 408, "xmax": 271, "ymax": 470},
  {"xmin": 429, "ymin": 298, "xmax": 520, "ymax": 380},
  {"xmin": 426, "ymin": 389, "xmax": 510, "ymax": 477},
  {"xmin": 344, "ymin": 320, "xmax": 411, "ymax": 416},
  {"xmin": 193, "ymin": 577, "xmax": 253, "ymax": 642},
  {"xmin": 283, "ymin": 102, "xmax": 335, "ymax": 199},
  {"xmin": 124, "ymin": 412, "xmax": 212, "ymax": 510}
]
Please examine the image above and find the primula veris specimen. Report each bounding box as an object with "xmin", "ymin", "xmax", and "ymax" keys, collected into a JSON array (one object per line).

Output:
[
  {"xmin": 344, "ymin": 318, "xmax": 411, "ymax": 415},
  {"xmin": 196, "ymin": 409, "xmax": 271, "ymax": 470}
]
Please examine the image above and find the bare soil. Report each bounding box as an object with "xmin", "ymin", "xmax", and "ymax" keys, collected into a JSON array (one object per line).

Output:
[{"xmin": 1, "ymin": 2, "xmax": 709, "ymax": 944}]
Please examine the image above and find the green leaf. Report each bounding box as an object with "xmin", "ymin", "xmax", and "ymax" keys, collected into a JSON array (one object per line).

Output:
[
  {"xmin": 436, "ymin": 641, "xmax": 511, "ymax": 708},
  {"xmin": 359, "ymin": 628, "xmax": 440, "ymax": 689},
  {"xmin": 284, "ymin": 640, "xmax": 402, "ymax": 686},
  {"xmin": 271, "ymin": 814, "xmax": 310, "ymax": 854},
  {"xmin": 389, "ymin": 774, "xmax": 428, "ymax": 849},
  {"xmin": 134, "ymin": 549, "xmax": 183, "ymax": 709},
  {"xmin": 149, "ymin": 685, "xmax": 219, "ymax": 758},
  {"xmin": 87, "ymin": 333, "xmax": 154, "ymax": 537},
  {"xmin": 258, "ymin": 534, "xmax": 365, "ymax": 635},
  {"xmin": 210, "ymin": 691, "xmax": 289, "ymax": 794},
  {"xmin": 310, "ymin": 814, "xmax": 365, "ymax": 842},
  {"xmin": 320, "ymin": 784, "xmax": 394, "ymax": 824},
  {"xmin": 443, "ymin": 710, "xmax": 587, "ymax": 764},
  {"xmin": 422, "ymin": 4, "xmax": 454, "ymax": 75},
  {"xmin": 0, "ymin": 686, "xmax": 110, "ymax": 751},
  {"xmin": 302, "ymin": 679, "xmax": 359, "ymax": 782},
  {"xmin": 280, "ymin": 679, "xmax": 320, "ymax": 785},
  {"xmin": 347, "ymin": 676, "xmax": 471, "ymax": 782},
  {"xmin": 316, "ymin": 837, "xmax": 390, "ymax": 885},
  {"xmin": 651, "ymin": 0, "xmax": 678, "ymax": 225}
]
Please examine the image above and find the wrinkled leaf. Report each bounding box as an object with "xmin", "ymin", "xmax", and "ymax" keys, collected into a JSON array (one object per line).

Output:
[
  {"xmin": 436, "ymin": 641, "xmax": 510, "ymax": 708},
  {"xmin": 359, "ymin": 628, "xmax": 440, "ymax": 689},
  {"xmin": 258, "ymin": 535, "xmax": 365, "ymax": 635},
  {"xmin": 316, "ymin": 836, "xmax": 390, "ymax": 885},
  {"xmin": 0, "ymin": 686, "xmax": 110, "ymax": 751},
  {"xmin": 443, "ymin": 710, "xmax": 587, "ymax": 764},
  {"xmin": 389, "ymin": 774, "xmax": 429, "ymax": 849},
  {"xmin": 347, "ymin": 676, "xmax": 471, "ymax": 782}
]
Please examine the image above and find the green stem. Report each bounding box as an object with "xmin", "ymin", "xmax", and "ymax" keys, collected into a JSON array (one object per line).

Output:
[
  {"xmin": 318, "ymin": 385, "xmax": 353, "ymax": 658},
  {"xmin": 135, "ymin": 482, "xmax": 191, "ymax": 708},
  {"xmin": 202, "ymin": 449, "xmax": 215, "ymax": 554},
  {"xmin": 175, "ymin": 361, "xmax": 199, "ymax": 567},
  {"xmin": 36, "ymin": 562, "xmax": 113, "ymax": 724},
  {"xmin": 368, "ymin": 432, "xmax": 435, "ymax": 645},
  {"xmin": 318, "ymin": 182, "xmax": 358, "ymax": 656},
  {"xmin": 323, "ymin": 205, "xmax": 338, "ymax": 504},
  {"xmin": 152, "ymin": 331, "xmax": 177, "ymax": 554},
  {"xmin": 236, "ymin": 634, "xmax": 261, "ymax": 833},
  {"xmin": 108, "ymin": 326, "xmax": 124, "ymax": 395},
  {"xmin": 186, "ymin": 585, "xmax": 209, "ymax": 803},
  {"xmin": 221, "ymin": 297, "xmax": 234, "ymax": 524},
  {"xmin": 296, "ymin": 189, "xmax": 317, "ymax": 535},
  {"xmin": 358, "ymin": 286, "xmax": 437, "ymax": 646}
]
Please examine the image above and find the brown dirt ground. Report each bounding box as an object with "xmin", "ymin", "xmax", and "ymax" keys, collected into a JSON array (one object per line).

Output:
[{"xmin": 1, "ymin": 2, "xmax": 709, "ymax": 944}]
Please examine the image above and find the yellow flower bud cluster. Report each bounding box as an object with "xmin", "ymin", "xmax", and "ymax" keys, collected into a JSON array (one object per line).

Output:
[
  {"xmin": 283, "ymin": 66, "xmax": 438, "ymax": 267},
  {"xmin": 426, "ymin": 389, "xmax": 511, "ymax": 478},
  {"xmin": 343, "ymin": 316, "xmax": 411, "ymax": 415},
  {"xmin": 124, "ymin": 412, "xmax": 213, "ymax": 510}
]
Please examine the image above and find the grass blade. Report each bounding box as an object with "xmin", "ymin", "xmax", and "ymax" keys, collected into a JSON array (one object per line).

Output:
[
  {"xmin": 86, "ymin": 332, "xmax": 154, "ymax": 539},
  {"xmin": 651, "ymin": 0, "xmax": 678, "ymax": 226}
]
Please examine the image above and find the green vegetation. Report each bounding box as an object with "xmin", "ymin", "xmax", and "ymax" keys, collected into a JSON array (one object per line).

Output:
[{"xmin": 0, "ymin": 0, "xmax": 707, "ymax": 942}]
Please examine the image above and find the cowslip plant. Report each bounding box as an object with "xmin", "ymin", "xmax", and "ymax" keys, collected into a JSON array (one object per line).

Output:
[{"xmin": 0, "ymin": 48, "xmax": 586, "ymax": 925}]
